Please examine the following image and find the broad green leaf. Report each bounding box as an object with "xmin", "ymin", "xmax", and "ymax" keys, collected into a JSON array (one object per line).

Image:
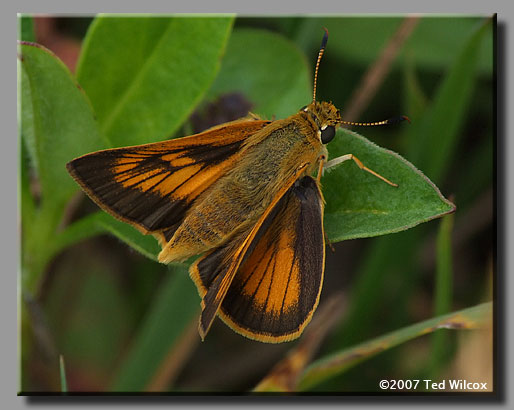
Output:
[
  {"xmin": 298, "ymin": 302, "xmax": 492, "ymax": 391},
  {"xmin": 323, "ymin": 129, "xmax": 455, "ymax": 242},
  {"xmin": 19, "ymin": 42, "xmax": 105, "ymax": 208},
  {"xmin": 208, "ymin": 28, "xmax": 312, "ymax": 119},
  {"xmin": 111, "ymin": 264, "xmax": 199, "ymax": 391},
  {"xmin": 76, "ymin": 16, "xmax": 234, "ymax": 147}
]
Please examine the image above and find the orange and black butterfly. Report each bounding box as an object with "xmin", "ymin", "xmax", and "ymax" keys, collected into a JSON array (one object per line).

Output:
[{"xmin": 67, "ymin": 29, "xmax": 403, "ymax": 343}]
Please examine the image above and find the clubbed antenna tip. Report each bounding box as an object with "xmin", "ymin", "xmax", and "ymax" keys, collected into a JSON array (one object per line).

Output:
[
  {"xmin": 313, "ymin": 28, "xmax": 329, "ymax": 102},
  {"xmin": 320, "ymin": 27, "xmax": 329, "ymax": 50},
  {"xmin": 386, "ymin": 115, "xmax": 411, "ymax": 125}
]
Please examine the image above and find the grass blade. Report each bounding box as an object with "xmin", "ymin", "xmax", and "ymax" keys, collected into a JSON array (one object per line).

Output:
[
  {"xmin": 427, "ymin": 213, "xmax": 455, "ymax": 378},
  {"xmin": 59, "ymin": 355, "xmax": 68, "ymax": 393},
  {"xmin": 407, "ymin": 18, "xmax": 493, "ymax": 183},
  {"xmin": 111, "ymin": 264, "xmax": 199, "ymax": 392},
  {"xmin": 298, "ymin": 302, "xmax": 492, "ymax": 391},
  {"xmin": 93, "ymin": 212, "xmax": 161, "ymax": 262}
]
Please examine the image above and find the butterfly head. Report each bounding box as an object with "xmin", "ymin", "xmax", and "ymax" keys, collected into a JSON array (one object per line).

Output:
[
  {"xmin": 304, "ymin": 28, "xmax": 340, "ymax": 144},
  {"xmin": 301, "ymin": 101, "xmax": 341, "ymax": 144}
]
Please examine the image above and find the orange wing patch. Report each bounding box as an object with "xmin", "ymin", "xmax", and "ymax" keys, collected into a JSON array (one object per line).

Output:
[
  {"xmin": 112, "ymin": 157, "xmax": 203, "ymax": 198},
  {"xmin": 236, "ymin": 226, "xmax": 300, "ymax": 316}
]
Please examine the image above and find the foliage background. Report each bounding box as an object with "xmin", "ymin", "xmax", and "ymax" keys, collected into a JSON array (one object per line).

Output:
[{"xmin": 18, "ymin": 15, "xmax": 494, "ymax": 393}]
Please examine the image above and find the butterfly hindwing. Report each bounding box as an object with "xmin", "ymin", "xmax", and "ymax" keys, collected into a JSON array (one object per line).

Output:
[
  {"xmin": 191, "ymin": 175, "xmax": 325, "ymax": 343},
  {"xmin": 221, "ymin": 176, "xmax": 325, "ymax": 342},
  {"xmin": 66, "ymin": 119, "xmax": 271, "ymax": 244}
]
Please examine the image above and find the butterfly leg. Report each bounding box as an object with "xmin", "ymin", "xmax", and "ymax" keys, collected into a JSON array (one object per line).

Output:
[
  {"xmin": 324, "ymin": 154, "xmax": 398, "ymax": 187},
  {"xmin": 316, "ymin": 154, "xmax": 326, "ymax": 182},
  {"xmin": 315, "ymin": 155, "xmax": 335, "ymax": 251}
]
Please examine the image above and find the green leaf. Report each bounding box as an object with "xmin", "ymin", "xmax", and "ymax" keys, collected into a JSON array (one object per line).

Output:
[
  {"xmin": 19, "ymin": 42, "xmax": 105, "ymax": 208},
  {"xmin": 50, "ymin": 211, "xmax": 111, "ymax": 256},
  {"xmin": 19, "ymin": 66, "xmax": 36, "ymax": 226},
  {"xmin": 19, "ymin": 42, "xmax": 107, "ymax": 293},
  {"xmin": 428, "ymin": 213, "xmax": 455, "ymax": 378},
  {"xmin": 434, "ymin": 214, "xmax": 454, "ymax": 317},
  {"xmin": 323, "ymin": 129, "xmax": 455, "ymax": 242},
  {"xmin": 208, "ymin": 28, "xmax": 312, "ymax": 119},
  {"xmin": 298, "ymin": 302, "xmax": 492, "ymax": 391},
  {"xmin": 19, "ymin": 57, "xmax": 39, "ymax": 185},
  {"xmin": 111, "ymin": 264, "xmax": 199, "ymax": 391},
  {"xmin": 59, "ymin": 355, "xmax": 68, "ymax": 393},
  {"xmin": 76, "ymin": 16, "xmax": 234, "ymax": 147},
  {"xmin": 19, "ymin": 139, "xmax": 35, "ymax": 230},
  {"xmin": 93, "ymin": 212, "xmax": 161, "ymax": 262}
]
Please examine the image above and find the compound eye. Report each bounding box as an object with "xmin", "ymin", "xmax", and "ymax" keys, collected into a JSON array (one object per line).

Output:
[{"xmin": 321, "ymin": 125, "xmax": 335, "ymax": 144}]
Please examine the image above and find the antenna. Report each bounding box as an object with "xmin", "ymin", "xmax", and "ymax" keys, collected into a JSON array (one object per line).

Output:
[
  {"xmin": 313, "ymin": 27, "xmax": 329, "ymax": 102},
  {"xmin": 340, "ymin": 115, "xmax": 411, "ymax": 127}
]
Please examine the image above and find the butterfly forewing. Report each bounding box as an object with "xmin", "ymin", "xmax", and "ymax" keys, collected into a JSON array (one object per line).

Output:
[{"xmin": 66, "ymin": 119, "xmax": 271, "ymax": 243}]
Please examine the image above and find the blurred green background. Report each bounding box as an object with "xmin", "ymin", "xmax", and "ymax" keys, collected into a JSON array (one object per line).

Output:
[{"xmin": 18, "ymin": 15, "xmax": 494, "ymax": 393}]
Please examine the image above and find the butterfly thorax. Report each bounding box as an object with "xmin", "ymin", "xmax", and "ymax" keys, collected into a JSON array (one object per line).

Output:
[{"xmin": 159, "ymin": 111, "xmax": 329, "ymax": 263}]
